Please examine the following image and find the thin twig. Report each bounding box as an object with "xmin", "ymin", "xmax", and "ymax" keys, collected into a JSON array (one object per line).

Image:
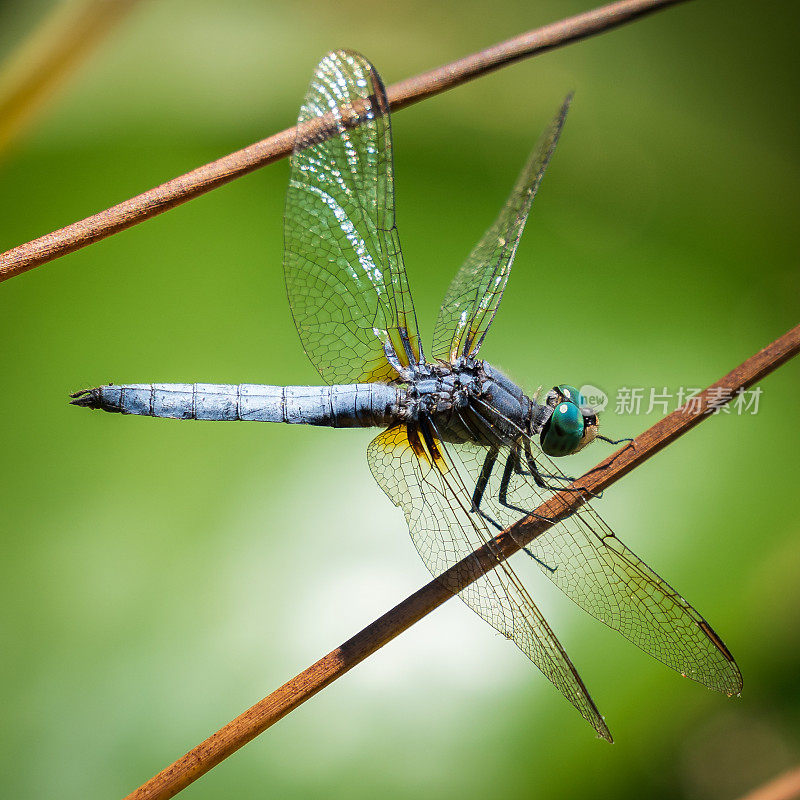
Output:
[
  {"xmin": 0, "ymin": 0, "xmax": 142, "ymax": 156},
  {"xmin": 0, "ymin": 0, "xmax": 691, "ymax": 283},
  {"xmin": 122, "ymin": 323, "xmax": 800, "ymax": 800},
  {"xmin": 736, "ymin": 766, "xmax": 800, "ymax": 800}
]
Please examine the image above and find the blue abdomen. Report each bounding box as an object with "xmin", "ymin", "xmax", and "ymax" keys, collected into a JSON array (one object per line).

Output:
[{"xmin": 70, "ymin": 383, "xmax": 402, "ymax": 428}]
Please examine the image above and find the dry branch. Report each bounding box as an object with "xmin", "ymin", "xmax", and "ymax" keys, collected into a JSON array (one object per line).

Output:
[
  {"xmin": 736, "ymin": 766, "xmax": 800, "ymax": 800},
  {"xmin": 0, "ymin": 0, "xmax": 691, "ymax": 283},
  {"xmin": 123, "ymin": 323, "xmax": 800, "ymax": 800}
]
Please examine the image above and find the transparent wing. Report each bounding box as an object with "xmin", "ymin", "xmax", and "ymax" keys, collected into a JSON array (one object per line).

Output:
[
  {"xmin": 284, "ymin": 50, "xmax": 422, "ymax": 385},
  {"xmin": 438, "ymin": 411, "xmax": 743, "ymax": 696},
  {"xmin": 431, "ymin": 96, "xmax": 571, "ymax": 363},
  {"xmin": 525, "ymin": 451, "xmax": 742, "ymax": 695},
  {"xmin": 367, "ymin": 423, "xmax": 613, "ymax": 741}
]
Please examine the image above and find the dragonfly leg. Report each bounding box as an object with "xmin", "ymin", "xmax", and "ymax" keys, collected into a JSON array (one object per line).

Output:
[
  {"xmin": 498, "ymin": 447, "xmax": 557, "ymax": 573},
  {"xmin": 597, "ymin": 434, "xmax": 634, "ymax": 448},
  {"xmin": 520, "ymin": 439, "xmax": 574, "ymax": 492},
  {"xmin": 498, "ymin": 447, "xmax": 535, "ymax": 515},
  {"xmin": 580, "ymin": 435, "xmax": 636, "ymax": 492},
  {"xmin": 424, "ymin": 412, "xmax": 505, "ymax": 533},
  {"xmin": 503, "ymin": 439, "xmax": 566, "ymax": 484},
  {"xmin": 470, "ymin": 446, "xmax": 505, "ymax": 531},
  {"xmin": 522, "ymin": 440, "xmax": 602, "ymax": 499}
]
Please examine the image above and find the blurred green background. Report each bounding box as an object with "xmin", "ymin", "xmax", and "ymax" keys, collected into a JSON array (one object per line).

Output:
[{"xmin": 0, "ymin": 1, "xmax": 797, "ymax": 798}]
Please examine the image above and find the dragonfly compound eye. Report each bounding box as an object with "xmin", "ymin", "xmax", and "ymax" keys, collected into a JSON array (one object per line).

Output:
[
  {"xmin": 540, "ymin": 385, "xmax": 599, "ymax": 457},
  {"xmin": 555, "ymin": 384, "xmax": 586, "ymax": 406},
  {"xmin": 540, "ymin": 400, "xmax": 584, "ymax": 457}
]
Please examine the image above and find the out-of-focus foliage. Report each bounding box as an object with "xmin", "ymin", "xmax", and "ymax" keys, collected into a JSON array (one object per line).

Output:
[{"xmin": 0, "ymin": 2, "xmax": 797, "ymax": 798}]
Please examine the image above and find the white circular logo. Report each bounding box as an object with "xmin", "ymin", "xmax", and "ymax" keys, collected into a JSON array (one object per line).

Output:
[{"xmin": 579, "ymin": 384, "xmax": 608, "ymax": 413}]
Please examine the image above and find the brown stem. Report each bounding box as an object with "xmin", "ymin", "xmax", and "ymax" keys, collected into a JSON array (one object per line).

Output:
[
  {"xmin": 0, "ymin": 0, "xmax": 691, "ymax": 283},
  {"xmin": 736, "ymin": 766, "xmax": 800, "ymax": 800},
  {"xmin": 122, "ymin": 323, "xmax": 800, "ymax": 800}
]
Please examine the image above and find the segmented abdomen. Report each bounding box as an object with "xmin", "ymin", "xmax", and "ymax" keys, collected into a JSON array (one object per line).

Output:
[{"xmin": 70, "ymin": 383, "xmax": 402, "ymax": 428}]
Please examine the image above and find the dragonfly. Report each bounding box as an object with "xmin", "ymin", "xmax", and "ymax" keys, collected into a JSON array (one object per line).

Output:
[{"xmin": 71, "ymin": 50, "xmax": 742, "ymax": 741}]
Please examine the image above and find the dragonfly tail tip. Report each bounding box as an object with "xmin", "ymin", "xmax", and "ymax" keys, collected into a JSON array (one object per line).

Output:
[{"xmin": 69, "ymin": 388, "xmax": 100, "ymax": 408}]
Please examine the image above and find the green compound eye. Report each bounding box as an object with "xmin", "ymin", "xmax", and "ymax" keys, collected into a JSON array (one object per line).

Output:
[
  {"xmin": 541, "ymin": 400, "xmax": 585, "ymax": 457},
  {"xmin": 556, "ymin": 384, "xmax": 585, "ymax": 406},
  {"xmin": 540, "ymin": 384, "xmax": 599, "ymax": 457}
]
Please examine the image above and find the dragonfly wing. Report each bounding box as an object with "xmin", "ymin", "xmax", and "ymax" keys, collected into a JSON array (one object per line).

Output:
[
  {"xmin": 367, "ymin": 423, "xmax": 612, "ymax": 741},
  {"xmin": 474, "ymin": 432, "xmax": 743, "ymax": 696},
  {"xmin": 431, "ymin": 96, "xmax": 571, "ymax": 363},
  {"xmin": 284, "ymin": 50, "xmax": 422, "ymax": 385}
]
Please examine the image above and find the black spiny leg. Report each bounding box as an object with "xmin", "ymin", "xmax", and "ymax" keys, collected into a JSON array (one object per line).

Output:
[
  {"xmin": 471, "ymin": 447, "xmax": 505, "ymax": 531},
  {"xmin": 522, "ymin": 439, "xmax": 601, "ymax": 498},
  {"xmin": 498, "ymin": 446, "xmax": 557, "ymax": 573},
  {"xmin": 519, "ymin": 439, "xmax": 572, "ymax": 492},
  {"xmin": 498, "ymin": 447, "xmax": 532, "ymax": 516}
]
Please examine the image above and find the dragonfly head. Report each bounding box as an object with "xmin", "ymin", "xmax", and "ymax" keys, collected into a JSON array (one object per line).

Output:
[{"xmin": 539, "ymin": 384, "xmax": 598, "ymax": 457}]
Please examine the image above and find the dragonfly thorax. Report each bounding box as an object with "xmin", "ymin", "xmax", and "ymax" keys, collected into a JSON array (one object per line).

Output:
[
  {"xmin": 401, "ymin": 361, "xmax": 479, "ymax": 422},
  {"xmin": 401, "ymin": 359, "xmax": 536, "ymax": 448},
  {"xmin": 399, "ymin": 361, "xmax": 599, "ymax": 458}
]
